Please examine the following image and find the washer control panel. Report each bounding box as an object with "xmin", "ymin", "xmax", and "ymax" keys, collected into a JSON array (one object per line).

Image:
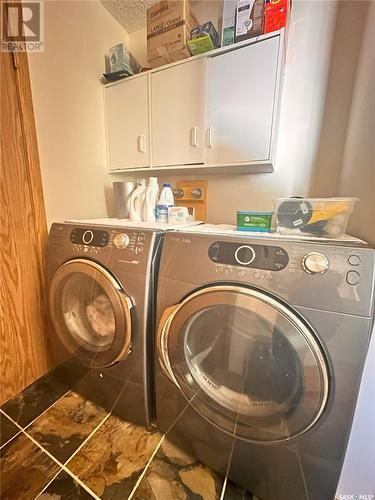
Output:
[
  {"xmin": 208, "ymin": 241, "xmax": 289, "ymax": 271},
  {"xmin": 70, "ymin": 228, "xmax": 109, "ymax": 247}
]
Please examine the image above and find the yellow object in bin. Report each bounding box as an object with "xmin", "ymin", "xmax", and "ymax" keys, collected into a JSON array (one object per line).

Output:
[{"xmin": 308, "ymin": 202, "xmax": 349, "ymax": 224}]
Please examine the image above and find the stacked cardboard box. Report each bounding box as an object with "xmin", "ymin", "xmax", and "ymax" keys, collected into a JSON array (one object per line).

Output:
[
  {"xmin": 235, "ymin": 0, "xmax": 265, "ymax": 42},
  {"xmin": 147, "ymin": 0, "xmax": 198, "ymax": 68},
  {"xmin": 221, "ymin": 0, "xmax": 237, "ymax": 46}
]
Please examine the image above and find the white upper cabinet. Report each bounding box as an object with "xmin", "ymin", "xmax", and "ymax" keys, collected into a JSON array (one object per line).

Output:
[
  {"xmin": 151, "ymin": 58, "xmax": 206, "ymax": 167},
  {"xmin": 105, "ymin": 74, "xmax": 150, "ymax": 170},
  {"xmin": 104, "ymin": 31, "xmax": 284, "ymax": 173},
  {"xmin": 205, "ymin": 36, "xmax": 280, "ymax": 165}
]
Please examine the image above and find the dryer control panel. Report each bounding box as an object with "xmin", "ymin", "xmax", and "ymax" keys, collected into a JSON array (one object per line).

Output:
[{"xmin": 208, "ymin": 241, "xmax": 289, "ymax": 271}]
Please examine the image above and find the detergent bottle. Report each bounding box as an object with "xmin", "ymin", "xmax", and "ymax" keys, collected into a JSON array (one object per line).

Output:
[
  {"xmin": 129, "ymin": 179, "xmax": 147, "ymax": 221},
  {"xmin": 156, "ymin": 184, "xmax": 174, "ymax": 223},
  {"xmin": 143, "ymin": 177, "xmax": 159, "ymax": 222}
]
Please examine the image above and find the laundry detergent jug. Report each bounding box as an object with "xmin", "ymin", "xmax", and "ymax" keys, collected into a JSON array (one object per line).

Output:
[
  {"xmin": 129, "ymin": 179, "xmax": 147, "ymax": 221},
  {"xmin": 143, "ymin": 177, "xmax": 159, "ymax": 222}
]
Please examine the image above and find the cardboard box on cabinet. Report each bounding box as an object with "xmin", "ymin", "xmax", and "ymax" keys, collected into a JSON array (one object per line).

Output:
[
  {"xmin": 147, "ymin": 0, "xmax": 198, "ymax": 68},
  {"xmin": 221, "ymin": 0, "xmax": 237, "ymax": 46},
  {"xmin": 235, "ymin": 0, "xmax": 265, "ymax": 42}
]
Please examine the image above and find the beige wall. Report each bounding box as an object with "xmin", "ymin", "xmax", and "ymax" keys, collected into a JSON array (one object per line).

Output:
[
  {"xmin": 28, "ymin": 0, "xmax": 129, "ymax": 227},
  {"xmin": 338, "ymin": 2, "xmax": 375, "ymax": 245},
  {"xmin": 309, "ymin": 0, "xmax": 375, "ymax": 245},
  {"xmin": 129, "ymin": 26, "xmax": 147, "ymax": 68}
]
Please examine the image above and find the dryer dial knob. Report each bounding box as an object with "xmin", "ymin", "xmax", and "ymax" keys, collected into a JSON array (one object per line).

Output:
[
  {"xmin": 302, "ymin": 252, "xmax": 329, "ymax": 275},
  {"xmin": 114, "ymin": 233, "xmax": 130, "ymax": 249}
]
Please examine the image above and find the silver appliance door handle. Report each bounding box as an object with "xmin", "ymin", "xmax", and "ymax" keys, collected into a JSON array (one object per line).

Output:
[{"xmin": 156, "ymin": 304, "xmax": 180, "ymax": 386}]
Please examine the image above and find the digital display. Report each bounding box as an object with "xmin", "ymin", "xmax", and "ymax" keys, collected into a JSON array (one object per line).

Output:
[
  {"xmin": 208, "ymin": 241, "xmax": 289, "ymax": 271},
  {"xmin": 70, "ymin": 228, "xmax": 109, "ymax": 247}
]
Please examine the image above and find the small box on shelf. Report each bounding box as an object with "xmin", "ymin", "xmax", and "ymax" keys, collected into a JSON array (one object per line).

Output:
[
  {"xmin": 188, "ymin": 21, "xmax": 220, "ymax": 56},
  {"xmin": 109, "ymin": 43, "xmax": 131, "ymax": 73},
  {"xmin": 103, "ymin": 44, "xmax": 141, "ymax": 83},
  {"xmin": 235, "ymin": 0, "xmax": 265, "ymax": 43},
  {"xmin": 221, "ymin": 0, "xmax": 237, "ymax": 46},
  {"xmin": 237, "ymin": 211, "xmax": 273, "ymax": 232},
  {"xmin": 264, "ymin": 0, "xmax": 289, "ymax": 34}
]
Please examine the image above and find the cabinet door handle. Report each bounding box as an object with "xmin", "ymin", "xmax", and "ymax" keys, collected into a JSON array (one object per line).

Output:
[
  {"xmin": 191, "ymin": 126, "xmax": 198, "ymax": 147},
  {"xmin": 137, "ymin": 135, "xmax": 145, "ymax": 153},
  {"xmin": 207, "ymin": 127, "xmax": 214, "ymax": 148}
]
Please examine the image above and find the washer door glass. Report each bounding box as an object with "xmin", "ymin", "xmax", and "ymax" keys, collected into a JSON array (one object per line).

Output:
[
  {"xmin": 158, "ymin": 286, "xmax": 329, "ymax": 442},
  {"xmin": 49, "ymin": 259, "xmax": 133, "ymax": 368}
]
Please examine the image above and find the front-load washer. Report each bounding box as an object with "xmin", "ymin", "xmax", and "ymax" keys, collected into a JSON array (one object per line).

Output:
[
  {"xmin": 46, "ymin": 222, "xmax": 163, "ymax": 427},
  {"xmin": 155, "ymin": 230, "xmax": 375, "ymax": 500}
]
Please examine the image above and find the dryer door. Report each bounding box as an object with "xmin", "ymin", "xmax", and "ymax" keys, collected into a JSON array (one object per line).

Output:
[
  {"xmin": 157, "ymin": 285, "xmax": 329, "ymax": 442},
  {"xmin": 49, "ymin": 259, "xmax": 133, "ymax": 368}
]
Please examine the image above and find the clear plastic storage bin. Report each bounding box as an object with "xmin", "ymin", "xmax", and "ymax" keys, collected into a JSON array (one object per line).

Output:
[{"xmin": 275, "ymin": 197, "xmax": 358, "ymax": 238}]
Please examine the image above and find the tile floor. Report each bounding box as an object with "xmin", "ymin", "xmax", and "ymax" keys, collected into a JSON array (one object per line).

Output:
[{"xmin": 0, "ymin": 370, "xmax": 252, "ymax": 500}]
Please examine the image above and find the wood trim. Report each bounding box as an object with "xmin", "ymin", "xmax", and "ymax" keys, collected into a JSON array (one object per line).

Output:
[
  {"xmin": 14, "ymin": 51, "xmax": 48, "ymax": 255},
  {"xmin": 0, "ymin": 49, "xmax": 51, "ymax": 404}
]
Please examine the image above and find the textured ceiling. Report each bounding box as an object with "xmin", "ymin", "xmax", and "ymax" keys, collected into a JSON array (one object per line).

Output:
[{"xmin": 100, "ymin": 0, "xmax": 159, "ymax": 34}]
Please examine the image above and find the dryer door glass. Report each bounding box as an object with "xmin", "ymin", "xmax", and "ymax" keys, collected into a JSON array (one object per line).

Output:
[
  {"xmin": 158, "ymin": 286, "xmax": 329, "ymax": 442},
  {"xmin": 49, "ymin": 259, "xmax": 132, "ymax": 368}
]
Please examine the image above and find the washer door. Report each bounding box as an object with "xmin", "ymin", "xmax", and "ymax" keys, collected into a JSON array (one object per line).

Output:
[
  {"xmin": 49, "ymin": 259, "xmax": 133, "ymax": 368},
  {"xmin": 157, "ymin": 285, "xmax": 329, "ymax": 442}
]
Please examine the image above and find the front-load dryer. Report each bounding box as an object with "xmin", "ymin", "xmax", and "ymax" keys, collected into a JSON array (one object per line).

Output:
[
  {"xmin": 46, "ymin": 223, "xmax": 163, "ymax": 427},
  {"xmin": 155, "ymin": 230, "xmax": 375, "ymax": 500}
]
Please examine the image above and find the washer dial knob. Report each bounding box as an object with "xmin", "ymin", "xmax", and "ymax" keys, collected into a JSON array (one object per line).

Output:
[
  {"xmin": 113, "ymin": 233, "xmax": 130, "ymax": 249},
  {"xmin": 302, "ymin": 252, "xmax": 329, "ymax": 275},
  {"xmin": 235, "ymin": 245, "xmax": 256, "ymax": 266}
]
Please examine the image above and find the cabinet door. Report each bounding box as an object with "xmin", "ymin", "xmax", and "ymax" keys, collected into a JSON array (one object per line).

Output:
[
  {"xmin": 205, "ymin": 37, "xmax": 280, "ymax": 165},
  {"xmin": 105, "ymin": 75, "xmax": 150, "ymax": 170},
  {"xmin": 151, "ymin": 58, "xmax": 205, "ymax": 167}
]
